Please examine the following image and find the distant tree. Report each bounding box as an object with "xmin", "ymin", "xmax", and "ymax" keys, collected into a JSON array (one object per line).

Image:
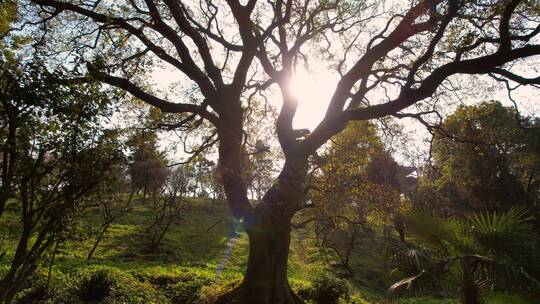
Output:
[
  {"xmin": 185, "ymin": 154, "xmax": 214, "ymax": 197},
  {"xmin": 412, "ymin": 101, "xmax": 540, "ymax": 215},
  {"xmin": 87, "ymin": 163, "xmax": 132, "ymax": 261},
  {"xmin": 22, "ymin": 0, "xmax": 540, "ymax": 301},
  {"xmin": 242, "ymin": 100, "xmax": 280, "ymax": 201},
  {"xmin": 145, "ymin": 166, "xmax": 189, "ymax": 250},
  {"xmin": 127, "ymin": 130, "xmax": 169, "ymax": 203},
  {"xmin": 209, "ymin": 168, "xmax": 226, "ymax": 203},
  {"xmin": 0, "ymin": 59, "xmax": 121, "ymax": 303},
  {"xmin": 305, "ymin": 121, "xmax": 414, "ymax": 272},
  {"xmin": 244, "ymin": 140, "xmax": 276, "ymax": 200}
]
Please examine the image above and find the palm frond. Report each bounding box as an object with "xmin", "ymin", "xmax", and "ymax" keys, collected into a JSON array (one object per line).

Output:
[
  {"xmin": 392, "ymin": 241, "xmax": 434, "ymax": 270},
  {"xmin": 468, "ymin": 206, "xmax": 535, "ymax": 256},
  {"xmin": 405, "ymin": 208, "xmax": 466, "ymax": 252},
  {"xmin": 388, "ymin": 270, "xmax": 429, "ymax": 298}
]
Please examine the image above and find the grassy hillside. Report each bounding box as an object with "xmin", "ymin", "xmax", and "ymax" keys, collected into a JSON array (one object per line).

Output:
[{"xmin": 0, "ymin": 198, "xmax": 532, "ymax": 303}]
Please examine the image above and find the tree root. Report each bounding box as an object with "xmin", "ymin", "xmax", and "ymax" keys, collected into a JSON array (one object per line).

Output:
[{"xmin": 214, "ymin": 283, "xmax": 304, "ymax": 304}]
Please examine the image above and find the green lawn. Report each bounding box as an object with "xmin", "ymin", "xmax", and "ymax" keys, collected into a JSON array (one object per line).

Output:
[{"xmin": 0, "ymin": 198, "xmax": 533, "ymax": 303}]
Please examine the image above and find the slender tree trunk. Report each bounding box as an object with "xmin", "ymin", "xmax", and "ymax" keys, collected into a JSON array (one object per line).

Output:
[
  {"xmin": 142, "ymin": 185, "xmax": 147, "ymax": 204},
  {"xmin": 87, "ymin": 223, "xmax": 110, "ymax": 261},
  {"xmin": 47, "ymin": 241, "xmax": 60, "ymax": 290},
  {"xmin": 342, "ymin": 233, "xmax": 355, "ymax": 275},
  {"xmin": 0, "ymin": 221, "xmax": 31, "ymax": 303},
  {"xmin": 152, "ymin": 216, "xmax": 173, "ymax": 249},
  {"xmin": 0, "ymin": 116, "xmax": 17, "ymax": 219},
  {"xmin": 461, "ymin": 259, "xmax": 481, "ymax": 304}
]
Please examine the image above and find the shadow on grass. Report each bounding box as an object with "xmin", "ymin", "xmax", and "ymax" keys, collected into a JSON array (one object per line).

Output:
[{"xmin": 62, "ymin": 201, "xmax": 247, "ymax": 269}]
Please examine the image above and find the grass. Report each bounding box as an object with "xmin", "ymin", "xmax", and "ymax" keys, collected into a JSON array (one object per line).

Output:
[{"xmin": 0, "ymin": 197, "xmax": 535, "ymax": 303}]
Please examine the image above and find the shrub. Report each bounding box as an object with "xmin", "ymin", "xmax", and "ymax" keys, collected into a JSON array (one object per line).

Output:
[
  {"xmin": 79, "ymin": 270, "xmax": 116, "ymax": 302},
  {"xmin": 77, "ymin": 268, "xmax": 167, "ymax": 304},
  {"xmin": 199, "ymin": 278, "xmax": 242, "ymax": 304},
  {"xmin": 15, "ymin": 284, "xmax": 53, "ymax": 304},
  {"xmin": 167, "ymin": 280, "xmax": 202, "ymax": 304},
  {"xmin": 292, "ymin": 281, "xmax": 313, "ymax": 302},
  {"xmin": 310, "ymin": 274, "xmax": 350, "ymax": 304}
]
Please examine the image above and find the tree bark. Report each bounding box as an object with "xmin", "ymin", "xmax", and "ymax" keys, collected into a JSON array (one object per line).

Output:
[
  {"xmin": 216, "ymin": 211, "xmax": 303, "ymax": 304},
  {"xmin": 461, "ymin": 284, "xmax": 480, "ymax": 304},
  {"xmin": 216, "ymin": 158, "xmax": 308, "ymax": 304}
]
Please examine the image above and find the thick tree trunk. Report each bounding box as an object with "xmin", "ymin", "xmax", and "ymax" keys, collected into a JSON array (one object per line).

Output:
[
  {"xmin": 461, "ymin": 284, "xmax": 480, "ymax": 304},
  {"xmin": 216, "ymin": 211, "xmax": 303, "ymax": 304},
  {"xmin": 216, "ymin": 157, "xmax": 308, "ymax": 304},
  {"xmin": 214, "ymin": 96, "xmax": 309, "ymax": 304}
]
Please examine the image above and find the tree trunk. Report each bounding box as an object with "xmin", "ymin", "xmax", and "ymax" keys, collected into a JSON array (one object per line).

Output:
[
  {"xmin": 216, "ymin": 210, "xmax": 303, "ymax": 304},
  {"xmin": 87, "ymin": 223, "xmax": 109, "ymax": 261},
  {"xmin": 214, "ymin": 98, "xmax": 308, "ymax": 303},
  {"xmin": 461, "ymin": 283, "xmax": 481, "ymax": 304},
  {"xmin": 461, "ymin": 258, "xmax": 481, "ymax": 304},
  {"xmin": 47, "ymin": 241, "xmax": 60, "ymax": 290}
]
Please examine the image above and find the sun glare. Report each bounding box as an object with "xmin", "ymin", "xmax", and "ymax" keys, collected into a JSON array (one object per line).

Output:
[
  {"xmin": 286, "ymin": 67, "xmax": 338, "ymax": 130},
  {"xmin": 152, "ymin": 64, "xmax": 341, "ymax": 131}
]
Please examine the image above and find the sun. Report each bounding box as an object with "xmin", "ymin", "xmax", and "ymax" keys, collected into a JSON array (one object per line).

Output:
[{"xmin": 286, "ymin": 67, "xmax": 338, "ymax": 130}]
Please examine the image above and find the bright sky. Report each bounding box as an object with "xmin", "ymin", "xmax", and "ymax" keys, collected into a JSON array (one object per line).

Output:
[
  {"xmin": 152, "ymin": 63, "xmax": 538, "ymax": 167},
  {"xmin": 276, "ymin": 67, "xmax": 339, "ymax": 130}
]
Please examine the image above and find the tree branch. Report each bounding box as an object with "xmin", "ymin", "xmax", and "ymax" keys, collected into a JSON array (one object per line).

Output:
[{"xmin": 86, "ymin": 63, "xmax": 220, "ymax": 126}]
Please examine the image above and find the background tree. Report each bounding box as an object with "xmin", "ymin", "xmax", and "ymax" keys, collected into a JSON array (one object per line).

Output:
[
  {"xmin": 21, "ymin": 0, "xmax": 540, "ymax": 302},
  {"xmin": 145, "ymin": 166, "xmax": 190, "ymax": 250},
  {"xmin": 0, "ymin": 58, "xmax": 122, "ymax": 303},
  {"xmin": 411, "ymin": 101, "xmax": 540, "ymax": 216},
  {"xmin": 87, "ymin": 162, "xmax": 133, "ymax": 261},
  {"xmin": 127, "ymin": 130, "xmax": 169, "ymax": 204},
  {"xmin": 185, "ymin": 154, "xmax": 215, "ymax": 198},
  {"xmin": 304, "ymin": 121, "xmax": 413, "ymax": 273},
  {"xmin": 244, "ymin": 140, "xmax": 277, "ymax": 201}
]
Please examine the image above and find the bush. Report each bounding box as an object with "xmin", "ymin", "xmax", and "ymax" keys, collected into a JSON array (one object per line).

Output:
[
  {"xmin": 15, "ymin": 284, "xmax": 53, "ymax": 304},
  {"xmin": 167, "ymin": 280, "xmax": 203, "ymax": 304},
  {"xmin": 77, "ymin": 268, "xmax": 167, "ymax": 304},
  {"xmin": 199, "ymin": 278, "xmax": 242, "ymax": 304},
  {"xmin": 309, "ymin": 274, "xmax": 350, "ymax": 304},
  {"xmin": 79, "ymin": 270, "xmax": 116, "ymax": 302},
  {"xmin": 136, "ymin": 271, "xmax": 207, "ymax": 303}
]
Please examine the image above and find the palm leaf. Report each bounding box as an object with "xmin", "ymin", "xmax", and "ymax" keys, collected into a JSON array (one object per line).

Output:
[
  {"xmin": 388, "ymin": 270, "xmax": 429, "ymax": 298},
  {"xmin": 405, "ymin": 208, "xmax": 467, "ymax": 253},
  {"xmin": 468, "ymin": 206, "xmax": 535, "ymax": 256}
]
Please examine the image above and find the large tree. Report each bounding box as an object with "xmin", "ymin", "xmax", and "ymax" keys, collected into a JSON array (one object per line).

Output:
[{"xmin": 19, "ymin": 0, "xmax": 540, "ymax": 303}]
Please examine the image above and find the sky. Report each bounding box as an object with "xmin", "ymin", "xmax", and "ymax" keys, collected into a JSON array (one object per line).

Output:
[{"xmin": 151, "ymin": 62, "xmax": 539, "ymax": 167}]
